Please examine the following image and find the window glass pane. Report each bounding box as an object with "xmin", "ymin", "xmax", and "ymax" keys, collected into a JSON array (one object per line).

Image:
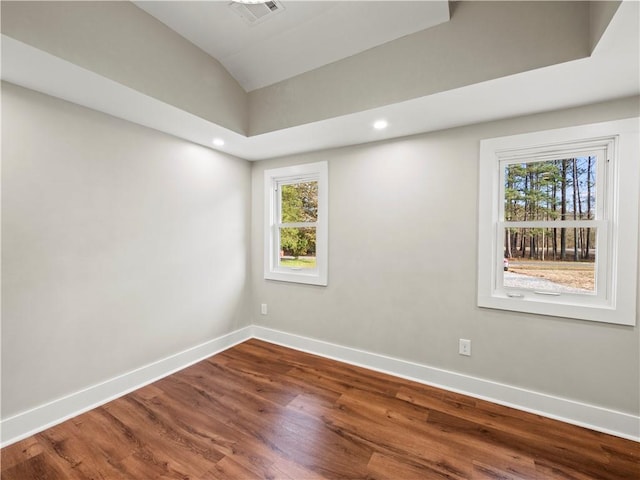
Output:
[
  {"xmin": 279, "ymin": 227, "xmax": 316, "ymax": 269},
  {"xmin": 504, "ymin": 156, "xmax": 597, "ymax": 221},
  {"xmin": 503, "ymin": 227, "xmax": 596, "ymax": 293},
  {"xmin": 281, "ymin": 181, "xmax": 318, "ymax": 223}
]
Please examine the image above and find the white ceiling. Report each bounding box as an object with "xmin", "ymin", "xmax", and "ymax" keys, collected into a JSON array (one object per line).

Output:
[
  {"xmin": 1, "ymin": 1, "xmax": 638, "ymax": 161},
  {"xmin": 133, "ymin": 1, "xmax": 451, "ymax": 91}
]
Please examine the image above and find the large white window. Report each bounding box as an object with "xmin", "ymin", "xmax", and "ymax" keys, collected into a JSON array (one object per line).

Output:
[
  {"xmin": 478, "ymin": 118, "xmax": 639, "ymax": 325},
  {"xmin": 264, "ymin": 162, "xmax": 328, "ymax": 286}
]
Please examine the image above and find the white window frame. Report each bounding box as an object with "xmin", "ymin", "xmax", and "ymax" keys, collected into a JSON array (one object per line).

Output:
[
  {"xmin": 264, "ymin": 161, "xmax": 328, "ymax": 286},
  {"xmin": 478, "ymin": 118, "xmax": 639, "ymax": 325}
]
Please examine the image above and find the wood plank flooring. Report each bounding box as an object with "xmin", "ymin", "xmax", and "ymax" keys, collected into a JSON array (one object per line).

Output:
[{"xmin": 2, "ymin": 339, "xmax": 638, "ymax": 479}]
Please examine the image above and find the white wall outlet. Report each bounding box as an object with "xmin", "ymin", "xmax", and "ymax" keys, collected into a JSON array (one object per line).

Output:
[
  {"xmin": 260, "ymin": 303, "xmax": 268, "ymax": 315},
  {"xmin": 459, "ymin": 338, "xmax": 471, "ymax": 356}
]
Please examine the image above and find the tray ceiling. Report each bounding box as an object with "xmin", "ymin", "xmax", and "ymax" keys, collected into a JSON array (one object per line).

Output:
[{"xmin": 133, "ymin": 1, "xmax": 451, "ymax": 91}]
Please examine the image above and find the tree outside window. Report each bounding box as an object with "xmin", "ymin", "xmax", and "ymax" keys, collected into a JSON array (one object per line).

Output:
[
  {"xmin": 279, "ymin": 181, "xmax": 318, "ymax": 268},
  {"xmin": 264, "ymin": 161, "xmax": 328, "ymax": 286},
  {"xmin": 477, "ymin": 118, "xmax": 639, "ymax": 325},
  {"xmin": 503, "ymin": 156, "xmax": 598, "ymax": 294}
]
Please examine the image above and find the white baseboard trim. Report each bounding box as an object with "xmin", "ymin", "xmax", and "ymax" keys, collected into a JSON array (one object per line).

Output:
[
  {"xmin": 251, "ymin": 325, "xmax": 640, "ymax": 442},
  {"xmin": 0, "ymin": 326, "xmax": 253, "ymax": 448},
  {"xmin": 2, "ymin": 324, "xmax": 637, "ymax": 448}
]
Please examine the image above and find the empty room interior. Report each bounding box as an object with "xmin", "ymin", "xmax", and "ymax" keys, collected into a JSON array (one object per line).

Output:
[{"xmin": 1, "ymin": 1, "xmax": 640, "ymax": 478}]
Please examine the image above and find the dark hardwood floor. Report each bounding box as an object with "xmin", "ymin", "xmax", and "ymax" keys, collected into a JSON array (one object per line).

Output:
[{"xmin": 2, "ymin": 339, "xmax": 638, "ymax": 479}]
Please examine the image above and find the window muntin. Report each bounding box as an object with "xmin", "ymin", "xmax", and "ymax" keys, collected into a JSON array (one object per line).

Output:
[
  {"xmin": 478, "ymin": 118, "xmax": 639, "ymax": 325},
  {"xmin": 264, "ymin": 162, "xmax": 328, "ymax": 285}
]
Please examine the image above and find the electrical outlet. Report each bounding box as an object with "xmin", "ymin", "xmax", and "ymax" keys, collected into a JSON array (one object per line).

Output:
[
  {"xmin": 260, "ymin": 304, "xmax": 268, "ymax": 315},
  {"xmin": 459, "ymin": 339, "xmax": 471, "ymax": 356}
]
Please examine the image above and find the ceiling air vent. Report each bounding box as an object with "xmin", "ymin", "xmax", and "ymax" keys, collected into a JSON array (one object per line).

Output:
[{"xmin": 229, "ymin": 1, "xmax": 285, "ymax": 26}]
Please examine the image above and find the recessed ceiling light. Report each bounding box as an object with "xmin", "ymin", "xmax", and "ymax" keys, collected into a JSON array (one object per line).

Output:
[
  {"xmin": 212, "ymin": 138, "xmax": 225, "ymax": 147},
  {"xmin": 373, "ymin": 120, "xmax": 388, "ymax": 130}
]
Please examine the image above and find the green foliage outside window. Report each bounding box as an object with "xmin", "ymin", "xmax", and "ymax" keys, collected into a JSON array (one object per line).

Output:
[
  {"xmin": 280, "ymin": 182, "xmax": 318, "ymax": 259},
  {"xmin": 504, "ymin": 157, "xmax": 596, "ymax": 262}
]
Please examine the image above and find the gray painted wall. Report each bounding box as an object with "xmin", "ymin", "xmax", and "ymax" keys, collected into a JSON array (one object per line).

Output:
[
  {"xmin": 2, "ymin": 81, "xmax": 638, "ymax": 423},
  {"xmin": 1, "ymin": 1, "xmax": 249, "ymax": 135},
  {"xmin": 248, "ymin": 1, "xmax": 591, "ymax": 135},
  {"xmin": 590, "ymin": 1, "xmax": 622, "ymax": 51},
  {"xmin": 1, "ymin": 83, "xmax": 252, "ymax": 418},
  {"xmin": 250, "ymin": 96, "xmax": 640, "ymax": 415}
]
